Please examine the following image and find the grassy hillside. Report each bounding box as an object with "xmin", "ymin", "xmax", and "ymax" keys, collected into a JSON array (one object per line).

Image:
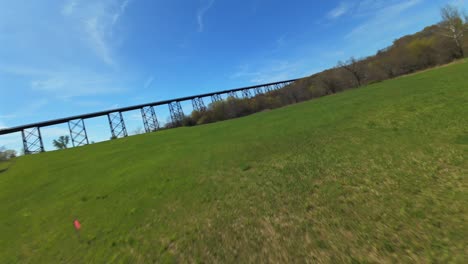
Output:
[{"xmin": 1, "ymin": 61, "xmax": 467, "ymax": 263}]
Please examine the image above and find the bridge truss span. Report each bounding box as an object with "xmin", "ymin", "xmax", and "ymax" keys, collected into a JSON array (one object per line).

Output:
[{"xmin": 0, "ymin": 78, "xmax": 300, "ymax": 154}]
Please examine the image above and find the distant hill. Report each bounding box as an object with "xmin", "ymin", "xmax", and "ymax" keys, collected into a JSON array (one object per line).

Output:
[
  {"xmin": 181, "ymin": 15, "xmax": 467, "ymax": 128},
  {"xmin": 1, "ymin": 60, "xmax": 466, "ymax": 263},
  {"xmin": 284, "ymin": 20, "xmax": 468, "ymax": 104}
]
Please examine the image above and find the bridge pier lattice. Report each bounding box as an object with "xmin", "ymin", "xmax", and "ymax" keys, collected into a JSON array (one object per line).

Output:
[
  {"xmin": 242, "ymin": 89, "xmax": 252, "ymax": 98},
  {"xmin": 192, "ymin": 97, "xmax": 206, "ymax": 112},
  {"xmin": 108, "ymin": 112, "xmax": 128, "ymax": 138},
  {"xmin": 169, "ymin": 101, "xmax": 184, "ymax": 125},
  {"xmin": 228, "ymin": 91, "xmax": 238, "ymax": 98},
  {"xmin": 68, "ymin": 119, "xmax": 89, "ymax": 147},
  {"xmin": 211, "ymin": 94, "xmax": 222, "ymax": 104},
  {"xmin": 254, "ymin": 87, "xmax": 263, "ymax": 96},
  {"xmin": 22, "ymin": 127, "xmax": 44, "ymax": 154},
  {"xmin": 141, "ymin": 106, "xmax": 159, "ymax": 133},
  {"xmin": 264, "ymin": 85, "xmax": 273, "ymax": 93}
]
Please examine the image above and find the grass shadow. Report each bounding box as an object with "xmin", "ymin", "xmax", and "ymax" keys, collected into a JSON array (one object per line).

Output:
[{"xmin": 0, "ymin": 160, "xmax": 14, "ymax": 174}]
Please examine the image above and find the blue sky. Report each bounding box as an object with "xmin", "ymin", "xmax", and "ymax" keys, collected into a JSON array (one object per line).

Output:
[{"xmin": 0, "ymin": 0, "xmax": 466, "ymax": 152}]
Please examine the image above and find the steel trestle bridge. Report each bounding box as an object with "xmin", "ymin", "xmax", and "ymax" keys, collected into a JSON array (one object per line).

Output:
[{"xmin": 0, "ymin": 78, "xmax": 299, "ymax": 154}]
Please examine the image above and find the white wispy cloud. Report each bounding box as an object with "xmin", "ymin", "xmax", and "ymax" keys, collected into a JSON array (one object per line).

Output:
[
  {"xmin": 85, "ymin": 16, "xmax": 115, "ymax": 66},
  {"xmin": 0, "ymin": 99, "xmax": 49, "ymax": 125},
  {"xmin": 325, "ymin": 0, "xmax": 427, "ymax": 21},
  {"xmin": 0, "ymin": 115, "xmax": 17, "ymax": 120},
  {"xmin": 30, "ymin": 71, "xmax": 126, "ymax": 99},
  {"xmin": 328, "ymin": 2, "xmax": 349, "ymax": 19},
  {"xmin": 231, "ymin": 60, "xmax": 305, "ymax": 84},
  {"xmin": 0, "ymin": 63, "xmax": 126, "ymax": 99},
  {"xmin": 112, "ymin": 0, "xmax": 131, "ymax": 25},
  {"xmin": 451, "ymin": 0, "xmax": 467, "ymax": 8},
  {"xmin": 62, "ymin": 0, "xmax": 132, "ymax": 66},
  {"xmin": 197, "ymin": 0, "xmax": 215, "ymax": 32},
  {"xmin": 62, "ymin": 0, "xmax": 78, "ymax": 16},
  {"xmin": 144, "ymin": 75, "xmax": 155, "ymax": 89},
  {"xmin": 0, "ymin": 64, "xmax": 53, "ymax": 76},
  {"xmin": 354, "ymin": 0, "xmax": 391, "ymax": 16},
  {"xmin": 346, "ymin": 0, "xmax": 423, "ymax": 40}
]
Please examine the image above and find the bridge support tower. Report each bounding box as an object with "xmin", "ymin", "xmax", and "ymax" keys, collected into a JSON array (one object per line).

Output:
[
  {"xmin": 169, "ymin": 101, "xmax": 184, "ymax": 126},
  {"xmin": 141, "ymin": 106, "xmax": 159, "ymax": 133},
  {"xmin": 108, "ymin": 112, "xmax": 128, "ymax": 138},
  {"xmin": 22, "ymin": 127, "xmax": 44, "ymax": 154},
  {"xmin": 68, "ymin": 119, "xmax": 89, "ymax": 147},
  {"xmin": 192, "ymin": 97, "xmax": 206, "ymax": 112}
]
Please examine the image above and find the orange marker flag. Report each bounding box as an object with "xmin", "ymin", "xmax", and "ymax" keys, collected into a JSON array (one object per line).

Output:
[
  {"xmin": 74, "ymin": 219, "xmax": 82, "ymax": 242},
  {"xmin": 74, "ymin": 219, "xmax": 81, "ymax": 230}
]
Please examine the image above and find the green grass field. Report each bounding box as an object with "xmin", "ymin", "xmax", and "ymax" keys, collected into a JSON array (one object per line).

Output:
[{"xmin": 1, "ymin": 61, "xmax": 467, "ymax": 263}]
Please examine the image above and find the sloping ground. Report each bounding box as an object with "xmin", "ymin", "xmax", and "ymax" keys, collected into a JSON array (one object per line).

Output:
[{"xmin": 0, "ymin": 61, "xmax": 467, "ymax": 263}]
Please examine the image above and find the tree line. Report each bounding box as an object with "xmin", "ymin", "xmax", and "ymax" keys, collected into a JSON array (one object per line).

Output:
[{"xmin": 165, "ymin": 4, "xmax": 467, "ymax": 128}]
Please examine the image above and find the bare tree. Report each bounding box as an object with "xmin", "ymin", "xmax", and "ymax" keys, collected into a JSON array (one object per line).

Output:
[
  {"xmin": 318, "ymin": 71, "xmax": 340, "ymax": 94},
  {"xmin": 375, "ymin": 57, "xmax": 397, "ymax": 78},
  {"xmin": 337, "ymin": 57, "xmax": 366, "ymax": 87},
  {"xmin": 0, "ymin": 146, "xmax": 17, "ymax": 161},
  {"xmin": 439, "ymin": 4, "xmax": 467, "ymax": 58}
]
